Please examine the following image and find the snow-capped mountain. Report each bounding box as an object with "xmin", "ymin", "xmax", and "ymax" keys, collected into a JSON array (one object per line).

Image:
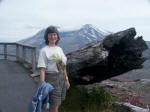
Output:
[{"xmin": 19, "ymin": 24, "xmax": 111, "ymax": 54}]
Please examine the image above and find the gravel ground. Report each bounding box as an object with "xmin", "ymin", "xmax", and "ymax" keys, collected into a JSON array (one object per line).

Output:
[
  {"xmin": 99, "ymin": 59, "xmax": 150, "ymax": 107},
  {"xmin": 117, "ymin": 59, "xmax": 150, "ymax": 104}
]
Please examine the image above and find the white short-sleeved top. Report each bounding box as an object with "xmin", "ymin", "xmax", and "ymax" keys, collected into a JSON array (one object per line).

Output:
[{"xmin": 37, "ymin": 45, "xmax": 67, "ymax": 73}]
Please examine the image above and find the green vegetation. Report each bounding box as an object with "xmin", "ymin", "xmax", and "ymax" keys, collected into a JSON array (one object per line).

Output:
[{"xmin": 59, "ymin": 85, "xmax": 119, "ymax": 112}]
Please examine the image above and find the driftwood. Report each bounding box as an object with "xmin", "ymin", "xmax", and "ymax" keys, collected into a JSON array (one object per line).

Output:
[
  {"xmin": 113, "ymin": 102, "xmax": 149, "ymax": 112},
  {"xmin": 66, "ymin": 28, "xmax": 148, "ymax": 84}
]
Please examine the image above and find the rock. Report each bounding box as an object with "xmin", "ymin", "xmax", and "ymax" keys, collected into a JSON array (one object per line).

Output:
[
  {"xmin": 66, "ymin": 28, "xmax": 148, "ymax": 84},
  {"xmin": 141, "ymin": 79, "xmax": 150, "ymax": 84},
  {"xmin": 110, "ymin": 77, "xmax": 134, "ymax": 82}
]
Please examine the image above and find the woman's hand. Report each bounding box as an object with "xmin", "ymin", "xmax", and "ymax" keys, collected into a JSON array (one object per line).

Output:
[{"xmin": 66, "ymin": 80, "xmax": 70, "ymax": 90}]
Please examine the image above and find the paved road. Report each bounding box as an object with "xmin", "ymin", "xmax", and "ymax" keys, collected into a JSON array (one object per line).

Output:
[{"xmin": 0, "ymin": 60, "xmax": 37, "ymax": 112}]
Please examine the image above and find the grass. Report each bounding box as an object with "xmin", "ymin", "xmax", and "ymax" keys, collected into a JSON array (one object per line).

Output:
[{"xmin": 59, "ymin": 85, "xmax": 119, "ymax": 112}]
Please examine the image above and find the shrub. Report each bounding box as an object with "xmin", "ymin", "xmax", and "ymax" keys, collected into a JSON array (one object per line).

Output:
[{"xmin": 59, "ymin": 85, "xmax": 114, "ymax": 112}]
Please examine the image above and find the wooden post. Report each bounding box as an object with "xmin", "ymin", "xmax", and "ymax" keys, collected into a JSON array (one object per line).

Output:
[
  {"xmin": 4, "ymin": 44, "xmax": 7, "ymax": 60},
  {"xmin": 22, "ymin": 46, "xmax": 26, "ymax": 63},
  {"xmin": 16, "ymin": 44, "xmax": 19, "ymax": 61},
  {"xmin": 31, "ymin": 48, "xmax": 36, "ymax": 73}
]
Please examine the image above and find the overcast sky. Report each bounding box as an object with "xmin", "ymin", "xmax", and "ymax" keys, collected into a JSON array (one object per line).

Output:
[{"xmin": 0, "ymin": 0, "xmax": 150, "ymax": 42}]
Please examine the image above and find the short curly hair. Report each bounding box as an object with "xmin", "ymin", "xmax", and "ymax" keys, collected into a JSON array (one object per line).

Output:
[{"xmin": 44, "ymin": 26, "xmax": 60, "ymax": 45}]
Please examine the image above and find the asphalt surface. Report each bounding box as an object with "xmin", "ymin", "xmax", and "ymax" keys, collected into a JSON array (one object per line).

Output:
[{"xmin": 0, "ymin": 60, "xmax": 37, "ymax": 112}]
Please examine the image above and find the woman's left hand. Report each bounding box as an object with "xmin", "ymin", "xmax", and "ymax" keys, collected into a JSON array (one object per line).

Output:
[{"xmin": 66, "ymin": 80, "xmax": 70, "ymax": 90}]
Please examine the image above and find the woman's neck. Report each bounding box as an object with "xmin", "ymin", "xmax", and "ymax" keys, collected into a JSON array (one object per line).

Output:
[{"xmin": 48, "ymin": 43, "xmax": 56, "ymax": 47}]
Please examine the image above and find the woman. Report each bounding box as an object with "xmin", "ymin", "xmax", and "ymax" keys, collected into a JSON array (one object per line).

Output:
[{"xmin": 37, "ymin": 26, "xmax": 70, "ymax": 112}]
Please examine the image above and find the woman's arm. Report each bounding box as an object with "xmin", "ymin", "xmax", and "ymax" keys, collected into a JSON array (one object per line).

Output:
[
  {"xmin": 40, "ymin": 67, "xmax": 46, "ymax": 82},
  {"xmin": 64, "ymin": 66, "xmax": 70, "ymax": 90}
]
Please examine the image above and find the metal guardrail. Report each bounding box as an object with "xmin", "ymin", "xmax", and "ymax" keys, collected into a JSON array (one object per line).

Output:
[{"xmin": 0, "ymin": 42, "xmax": 36, "ymax": 73}]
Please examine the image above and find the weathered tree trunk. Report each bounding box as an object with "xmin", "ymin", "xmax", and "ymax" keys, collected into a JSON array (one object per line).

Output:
[{"xmin": 66, "ymin": 28, "xmax": 148, "ymax": 84}]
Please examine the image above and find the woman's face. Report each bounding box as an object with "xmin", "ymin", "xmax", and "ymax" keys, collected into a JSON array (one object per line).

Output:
[{"xmin": 48, "ymin": 33, "xmax": 58, "ymax": 45}]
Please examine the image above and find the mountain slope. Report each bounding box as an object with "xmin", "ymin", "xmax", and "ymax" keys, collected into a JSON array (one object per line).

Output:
[
  {"xmin": 143, "ymin": 41, "xmax": 150, "ymax": 59},
  {"xmin": 19, "ymin": 24, "xmax": 110, "ymax": 54}
]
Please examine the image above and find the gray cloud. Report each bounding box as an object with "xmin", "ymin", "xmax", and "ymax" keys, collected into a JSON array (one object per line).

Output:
[{"xmin": 0, "ymin": 0, "xmax": 150, "ymax": 41}]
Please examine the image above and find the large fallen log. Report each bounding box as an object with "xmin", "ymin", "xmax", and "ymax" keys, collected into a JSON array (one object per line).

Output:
[{"xmin": 66, "ymin": 28, "xmax": 148, "ymax": 84}]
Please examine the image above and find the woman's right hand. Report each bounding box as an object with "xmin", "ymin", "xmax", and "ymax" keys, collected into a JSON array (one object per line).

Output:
[{"xmin": 66, "ymin": 80, "xmax": 70, "ymax": 90}]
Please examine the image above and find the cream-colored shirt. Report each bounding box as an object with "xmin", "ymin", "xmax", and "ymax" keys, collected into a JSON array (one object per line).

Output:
[{"xmin": 37, "ymin": 45, "xmax": 67, "ymax": 73}]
